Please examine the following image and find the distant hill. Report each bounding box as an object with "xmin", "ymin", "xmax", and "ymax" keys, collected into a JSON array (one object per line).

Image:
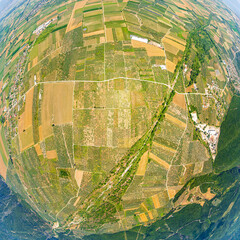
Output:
[
  {"xmin": 0, "ymin": 0, "xmax": 24, "ymax": 20},
  {"xmin": 213, "ymin": 96, "xmax": 240, "ymax": 173},
  {"xmin": 0, "ymin": 0, "xmax": 14, "ymax": 14},
  {"xmin": 222, "ymin": 0, "xmax": 240, "ymax": 18},
  {"xmin": 0, "ymin": 177, "xmax": 54, "ymax": 240}
]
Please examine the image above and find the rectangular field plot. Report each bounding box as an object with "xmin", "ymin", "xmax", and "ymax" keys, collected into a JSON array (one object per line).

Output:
[
  {"xmin": 168, "ymin": 103, "xmax": 187, "ymax": 123},
  {"xmin": 165, "ymin": 113, "xmax": 187, "ymax": 129},
  {"xmin": 151, "ymin": 144, "xmax": 174, "ymax": 165},
  {"xmin": 0, "ymin": 126, "xmax": 9, "ymax": 165},
  {"xmin": 154, "ymin": 119, "xmax": 185, "ymax": 147},
  {"xmin": 18, "ymin": 88, "xmax": 35, "ymax": 151},
  {"xmin": 152, "ymin": 66, "xmax": 169, "ymax": 84},
  {"xmin": 167, "ymin": 165, "xmax": 184, "ymax": 186},
  {"xmin": 40, "ymin": 82, "xmax": 74, "ymax": 141},
  {"xmin": 66, "ymin": 0, "xmax": 87, "ymax": 33},
  {"xmin": 136, "ymin": 151, "xmax": 149, "ymax": 176},
  {"xmin": 141, "ymin": 161, "xmax": 167, "ymax": 190},
  {"xmin": 131, "ymin": 40, "xmax": 165, "ymax": 57},
  {"xmin": 0, "ymin": 127, "xmax": 8, "ymax": 179}
]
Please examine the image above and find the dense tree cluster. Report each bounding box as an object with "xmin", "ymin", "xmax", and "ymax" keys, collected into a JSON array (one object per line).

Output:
[{"xmin": 186, "ymin": 28, "xmax": 213, "ymax": 86}]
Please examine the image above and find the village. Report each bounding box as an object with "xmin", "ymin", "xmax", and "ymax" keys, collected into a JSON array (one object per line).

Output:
[
  {"xmin": 33, "ymin": 17, "xmax": 57, "ymax": 35},
  {"xmin": 191, "ymin": 111, "xmax": 220, "ymax": 159}
]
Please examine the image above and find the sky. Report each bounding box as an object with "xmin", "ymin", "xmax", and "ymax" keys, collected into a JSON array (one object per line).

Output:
[
  {"xmin": 0, "ymin": 0, "xmax": 13, "ymax": 16},
  {"xmin": 222, "ymin": 0, "xmax": 240, "ymax": 18}
]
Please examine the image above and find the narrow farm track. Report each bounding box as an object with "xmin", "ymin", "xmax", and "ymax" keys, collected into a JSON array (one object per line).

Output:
[{"xmin": 7, "ymin": 76, "xmax": 214, "ymax": 115}]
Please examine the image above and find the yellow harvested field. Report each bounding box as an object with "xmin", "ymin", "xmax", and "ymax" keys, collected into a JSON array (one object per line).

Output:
[
  {"xmin": 18, "ymin": 87, "xmax": 34, "ymax": 134},
  {"xmin": 28, "ymin": 62, "xmax": 31, "ymax": 71},
  {"xmin": 152, "ymin": 194, "xmax": 161, "ymax": 209},
  {"xmin": 202, "ymin": 188, "xmax": 216, "ymax": 200},
  {"xmin": 163, "ymin": 37, "xmax": 185, "ymax": 51},
  {"xmin": 34, "ymin": 143, "xmax": 43, "ymax": 156},
  {"xmin": 176, "ymin": 11, "xmax": 187, "ymax": 18},
  {"xmin": 0, "ymin": 154, "xmax": 7, "ymax": 180},
  {"xmin": 149, "ymin": 152, "xmax": 170, "ymax": 170},
  {"xmin": 83, "ymin": 29, "xmax": 105, "ymax": 38},
  {"xmin": 139, "ymin": 213, "xmax": 148, "ymax": 222},
  {"xmin": 165, "ymin": 113, "xmax": 186, "ymax": 128},
  {"xmin": 175, "ymin": 1, "xmax": 188, "ymax": 9},
  {"xmin": 131, "ymin": 40, "xmax": 165, "ymax": 57},
  {"xmin": 0, "ymin": 42, "xmax": 10, "ymax": 57},
  {"xmin": 141, "ymin": 203, "xmax": 148, "ymax": 212},
  {"xmin": 46, "ymin": 150, "xmax": 58, "ymax": 159},
  {"xmin": 153, "ymin": 141, "xmax": 176, "ymax": 154},
  {"xmin": 16, "ymin": 32, "xmax": 24, "ymax": 45},
  {"xmin": 75, "ymin": 169, "xmax": 84, "ymax": 188},
  {"xmin": 100, "ymin": 36, "xmax": 105, "ymax": 43},
  {"xmin": 19, "ymin": 126, "xmax": 34, "ymax": 151},
  {"xmin": 124, "ymin": 207, "xmax": 138, "ymax": 212},
  {"xmin": 168, "ymin": 188, "xmax": 177, "ymax": 199},
  {"xmin": 186, "ymin": 84, "xmax": 194, "ymax": 92},
  {"xmin": 40, "ymin": 82, "xmax": 74, "ymax": 140},
  {"xmin": 106, "ymin": 28, "xmax": 114, "ymax": 42},
  {"xmin": 180, "ymin": 0, "xmax": 193, "ymax": 10},
  {"xmin": 148, "ymin": 211, "xmax": 154, "ymax": 220},
  {"xmin": 74, "ymin": 196, "xmax": 81, "ymax": 207},
  {"xmin": 0, "ymin": 127, "xmax": 8, "ymax": 161},
  {"xmin": 166, "ymin": 59, "xmax": 176, "ymax": 73},
  {"xmin": 136, "ymin": 151, "xmax": 149, "ymax": 176},
  {"xmin": 76, "ymin": 69, "xmax": 84, "ymax": 73},
  {"xmin": 73, "ymin": 197, "xmax": 80, "ymax": 207},
  {"xmin": 166, "ymin": 34, "xmax": 186, "ymax": 46},
  {"xmin": 173, "ymin": 93, "xmax": 186, "ymax": 109},
  {"xmin": 164, "ymin": 42, "xmax": 179, "ymax": 55},
  {"xmin": 0, "ymin": 127, "xmax": 7, "ymax": 180},
  {"xmin": 66, "ymin": 0, "xmax": 88, "ymax": 33}
]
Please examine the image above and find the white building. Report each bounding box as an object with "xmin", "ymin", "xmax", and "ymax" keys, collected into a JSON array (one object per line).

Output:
[
  {"xmin": 191, "ymin": 112, "xmax": 198, "ymax": 123},
  {"xmin": 160, "ymin": 65, "xmax": 167, "ymax": 70},
  {"xmin": 130, "ymin": 35, "xmax": 148, "ymax": 43}
]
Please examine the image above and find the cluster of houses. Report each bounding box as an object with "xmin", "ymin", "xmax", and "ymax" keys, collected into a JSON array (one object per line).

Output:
[
  {"xmin": 191, "ymin": 112, "xmax": 220, "ymax": 159},
  {"xmin": 33, "ymin": 17, "xmax": 57, "ymax": 35}
]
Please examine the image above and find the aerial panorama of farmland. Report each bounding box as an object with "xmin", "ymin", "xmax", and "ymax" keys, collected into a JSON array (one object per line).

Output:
[{"xmin": 0, "ymin": 0, "xmax": 240, "ymax": 239}]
